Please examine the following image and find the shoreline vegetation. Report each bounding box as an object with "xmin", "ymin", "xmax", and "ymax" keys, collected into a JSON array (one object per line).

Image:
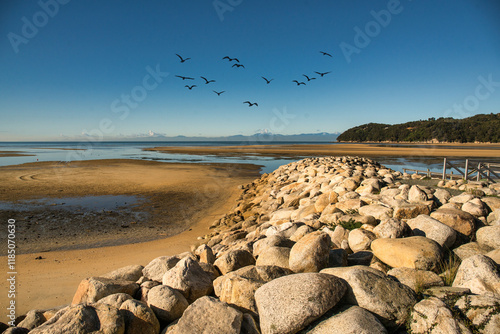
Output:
[{"xmin": 336, "ymin": 113, "xmax": 500, "ymax": 143}]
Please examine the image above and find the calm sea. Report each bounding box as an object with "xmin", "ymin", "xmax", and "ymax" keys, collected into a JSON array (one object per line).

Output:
[{"xmin": 0, "ymin": 141, "xmax": 494, "ymax": 174}]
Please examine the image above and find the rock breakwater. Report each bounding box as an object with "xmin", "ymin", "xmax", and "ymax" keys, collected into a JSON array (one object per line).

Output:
[{"xmin": 5, "ymin": 156, "xmax": 500, "ymax": 334}]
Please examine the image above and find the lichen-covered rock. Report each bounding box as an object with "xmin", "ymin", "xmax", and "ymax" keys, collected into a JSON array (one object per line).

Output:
[
  {"xmin": 372, "ymin": 218, "xmax": 412, "ymax": 239},
  {"xmin": 476, "ymin": 226, "xmax": 500, "ymax": 249},
  {"xmin": 255, "ymin": 273, "xmax": 347, "ymax": 334},
  {"xmin": 409, "ymin": 297, "xmax": 471, "ymax": 334},
  {"xmin": 321, "ymin": 266, "xmax": 417, "ymax": 329},
  {"xmin": 452, "ymin": 255, "xmax": 500, "ymax": 295},
  {"xmin": 454, "ymin": 294, "xmax": 500, "ymax": 334}
]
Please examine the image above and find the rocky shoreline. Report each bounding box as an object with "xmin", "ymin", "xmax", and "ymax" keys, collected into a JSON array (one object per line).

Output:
[{"xmin": 4, "ymin": 156, "xmax": 500, "ymax": 334}]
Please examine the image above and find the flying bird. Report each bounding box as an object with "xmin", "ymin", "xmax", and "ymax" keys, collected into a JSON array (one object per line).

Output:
[
  {"xmin": 223, "ymin": 56, "xmax": 240, "ymax": 62},
  {"xmin": 303, "ymin": 74, "xmax": 316, "ymax": 81},
  {"xmin": 292, "ymin": 80, "xmax": 306, "ymax": 86},
  {"xmin": 201, "ymin": 76, "xmax": 216, "ymax": 84},
  {"xmin": 213, "ymin": 90, "xmax": 225, "ymax": 96},
  {"xmin": 261, "ymin": 77, "xmax": 274, "ymax": 84},
  {"xmin": 176, "ymin": 54, "xmax": 191, "ymax": 62},
  {"xmin": 320, "ymin": 51, "xmax": 333, "ymax": 57},
  {"xmin": 232, "ymin": 63, "xmax": 245, "ymax": 68},
  {"xmin": 185, "ymin": 85, "xmax": 196, "ymax": 90},
  {"xmin": 175, "ymin": 75, "xmax": 195, "ymax": 80},
  {"xmin": 243, "ymin": 101, "xmax": 258, "ymax": 107},
  {"xmin": 315, "ymin": 71, "xmax": 331, "ymax": 77}
]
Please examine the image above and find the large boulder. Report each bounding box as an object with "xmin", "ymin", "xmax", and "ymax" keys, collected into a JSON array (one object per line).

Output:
[
  {"xmin": 407, "ymin": 214, "xmax": 456, "ymax": 249},
  {"xmin": 452, "ymin": 255, "xmax": 500, "ymax": 295},
  {"xmin": 142, "ymin": 256, "xmax": 181, "ymax": 282},
  {"xmin": 347, "ymin": 228, "xmax": 376, "ymax": 253},
  {"xmin": 476, "ymin": 226, "xmax": 500, "ymax": 249},
  {"xmin": 252, "ymin": 235, "xmax": 294, "ymax": 258},
  {"xmin": 29, "ymin": 304, "xmax": 125, "ymax": 334},
  {"xmin": 214, "ymin": 250, "xmax": 256, "ymax": 275},
  {"xmin": 97, "ymin": 293, "xmax": 134, "ymax": 308},
  {"xmin": 72, "ymin": 277, "xmax": 139, "ymax": 305},
  {"xmin": 213, "ymin": 265, "xmax": 292, "ymax": 316},
  {"xmin": 162, "ymin": 257, "xmax": 213, "ymax": 303},
  {"xmin": 255, "ymin": 273, "xmax": 347, "ymax": 334},
  {"xmin": 321, "ymin": 266, "xmax": 417, "ymax": 329},
  {"xmin": 371, "ymin": 236, "xmax": 443, "ymax": 271},
  {"xmin": 103, "ymin": 265, "xmax": 144, "ymax": 282},
  {"xmin": 358, "ymin": 204, "xmax": 393, "ymax": 221},
  {"xmin": 147, "ymin": 285, "xmax": 188, "ymax": 323},
  {"xmin": 304, "ymin": 305, "xmax": 387, "ymax": 334},
  {"xmin": 430, "ymin": 208, "xmax": 476, "ymax": 238},
  {"xmin": 119, "ymin": 299, "xmax": 160, "ymax": 334},
  {"xmin": 408, "ymin": 185, "xmax": 428, "ymax": 203},
  {"xmin": 408, "ymin": 297, "xmax": 471, "ymax": 334},
  {"xmin": 387, "ymin": 267, "xmax": 443, "ymax": 293},
  {"xmin": 454, "ymin": 294, "xmax": 500, "ymax": 334},
  {"xmin": 255, "ymin": 246, "xmax": 290, "ymax": 269},
  {"xmin": 393, "ymin": 203, "xmax": 431, "ymax": 220},
  {"xmin": 453, "ymin": 242, "xmax": 493, "ymax": 260},
  {"xmin": 372, "ymin": 218, "xmax": 412, "ymax": 239},
  {"xmin": 195, "ymin": 244, "xmax": 216, "ymax": 264},
  {"xmin": 168, "ymin": 296, "xmax": 242, "ymax": 334},
  {"xmin": 289, "ymin": 231, "xmax": 330, "ymax": 273}
]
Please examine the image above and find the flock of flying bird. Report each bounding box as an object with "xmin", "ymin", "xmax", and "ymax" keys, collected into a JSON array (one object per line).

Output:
[{"xmin": 174, "ymin": 52, "xmax": 333, "ymax": 107}]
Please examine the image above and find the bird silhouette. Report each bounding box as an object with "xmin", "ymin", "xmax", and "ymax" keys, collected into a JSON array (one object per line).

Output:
[
  {"xmin": 303, "ymin": 74, "xmax": 316, "ymax": 81},
  {"xmin": 320, "ymin": 51, "xmax": 333, "ymax": 57},
  {"xmin": 201, "ymin": 76, "xmax": 216, "ymax": 84},
  {"xmin": 232, "ymin": 64, "xmax": 245, "ymax": 68},
  {"xmin": 261, "ymin": 77, "xmax": 274, "ymax": 84},
  {"xmin": 315, "ymin": 71, "xmax": 331, "ymax": 77},
  {"xmin": 185, "ymin": 85, "xmax": 196, "ymax": 90},
  {"xmin": 243, "ymin": 101, "xmax": 258, "ymax": 107},
  {"xmin": 223, "ymin": 56, "xmax": 240, "ymax": 62},
  {"xmin": 213, "ymin": 90, "xmax": 225, "ymax": 96},
  {"xmin": 293, "ymin": 80, "xmax": 306, "ymax": 86},
  {"xmin": 175, "ymin": 75, "xmax": 195, "ymax": 80},
  {"xmin": 176, "ymin": 54, "xmax": 191, "ymax": 62}
]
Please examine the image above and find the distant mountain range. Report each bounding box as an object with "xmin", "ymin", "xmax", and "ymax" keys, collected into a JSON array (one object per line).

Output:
[
  {"xmin": 337, "ymin": 113, "xmax": 500, "ymax": 143},
  {"xmin": 118, "ymin": 132, "xmax": 340, "ymax": 143}
]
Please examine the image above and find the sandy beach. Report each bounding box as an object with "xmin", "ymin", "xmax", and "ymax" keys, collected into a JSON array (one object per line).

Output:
[
  {"xmin": 0, "ymin": 159, "xmax": 260, "ymax": 315},
  {"xmin": 145, "ymin": 143, "xmax": 500, "ymax": 158}
]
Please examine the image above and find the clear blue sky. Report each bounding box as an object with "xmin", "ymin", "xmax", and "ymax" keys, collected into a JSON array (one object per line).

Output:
[{"xmin": 1, "ymin": 0, "xmax": 499, "ymax": 141}]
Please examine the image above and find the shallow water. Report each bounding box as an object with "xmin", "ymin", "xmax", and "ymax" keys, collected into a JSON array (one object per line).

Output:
[{"xmin": 0, "ymin": 195, "xmax": 141, "ymax": 212}]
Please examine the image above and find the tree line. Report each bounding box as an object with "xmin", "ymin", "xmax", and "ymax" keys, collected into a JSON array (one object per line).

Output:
[{"xmin": 337, "ymin": 113, "xmax": 500, "ymax": 143}]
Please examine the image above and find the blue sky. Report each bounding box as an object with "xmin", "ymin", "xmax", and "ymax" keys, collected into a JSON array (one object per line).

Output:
[{"xmin": 1, "ymin": 0, "xmax": 499, "ymax": 141}]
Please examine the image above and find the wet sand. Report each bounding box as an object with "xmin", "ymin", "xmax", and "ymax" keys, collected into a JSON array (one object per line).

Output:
[
  {"xmin": 145, "ymin": 143, "xmax": 500, "ymax": 158},
  {"xmin": 0, "ymin": 159, "xmax": 260, "ymax": 315}
]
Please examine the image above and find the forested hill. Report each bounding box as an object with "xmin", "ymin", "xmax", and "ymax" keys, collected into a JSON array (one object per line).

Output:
[{"xmin": 337, "ymin": 113, "xmax": 500, "ymax": 143}]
